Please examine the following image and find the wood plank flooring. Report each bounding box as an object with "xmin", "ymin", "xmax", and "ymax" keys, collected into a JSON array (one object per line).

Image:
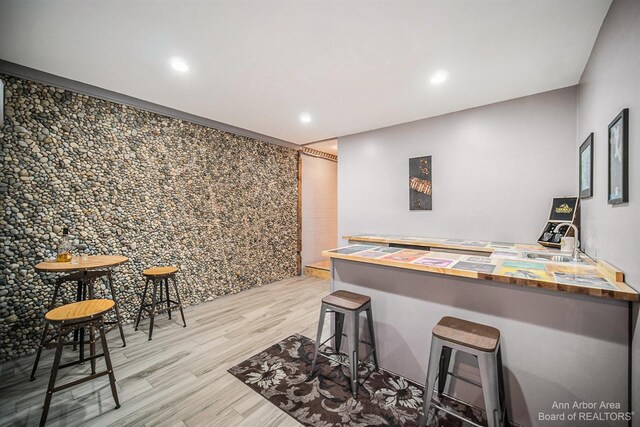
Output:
[{"xmin": 0, "ymin": 276, "xmax": 330, "ymax": 426}]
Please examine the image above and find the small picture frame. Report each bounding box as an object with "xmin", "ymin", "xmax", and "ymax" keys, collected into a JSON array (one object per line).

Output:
[
  {"xmin": 608, "ymin": 108, "xmax": 629, "ymax": 205},
  {"xmin": 0, "ymin": 79, "xmax": 4, "ymax": 128},
  {"xmin": 409, "ymin": 155, "xmax": 432, "ymax": 210},
  {"xmin": 579, "ymin": 133, "xmax": 593, "ymax": 199}
]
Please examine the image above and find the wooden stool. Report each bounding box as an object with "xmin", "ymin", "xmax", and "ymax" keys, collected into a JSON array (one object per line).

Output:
[
  {"xmin": 135, "ymin": 266, "xmax": 186, "ymax": 340},
  {"xmin": 310, "ymin": 290, "xmax": 379, "ymax": 398},
  {"xmin": 30, "ymin": 270, "xmax": 126, "ymax": 382},
  {"xmin": 39, "ymin": 299, "xmax": 120, "ymax": 427},
  {"xmin": 420, "ymin": 316, "xmax": 509, "ymax": 427}
]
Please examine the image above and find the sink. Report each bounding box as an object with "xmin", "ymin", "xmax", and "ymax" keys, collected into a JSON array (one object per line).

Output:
[{"xmin": 524, "ymin": 252, "xmax": 584, "ymax": 263}]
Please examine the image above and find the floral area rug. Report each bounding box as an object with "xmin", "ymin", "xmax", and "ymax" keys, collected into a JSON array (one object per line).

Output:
[{"xmin": 228, "ymin": 334, "xmax": 486, "ymax": 426}]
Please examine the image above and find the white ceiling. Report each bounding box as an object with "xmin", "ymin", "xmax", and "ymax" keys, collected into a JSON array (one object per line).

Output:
[{"xmin": 0, "ymin": 0, "xmax": 611, "ymax": 145}]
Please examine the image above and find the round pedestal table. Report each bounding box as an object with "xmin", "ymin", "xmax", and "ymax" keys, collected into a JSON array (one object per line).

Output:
[{"xmin": 30, "ymin": 255, "xmax": 128, "ymax": 381}]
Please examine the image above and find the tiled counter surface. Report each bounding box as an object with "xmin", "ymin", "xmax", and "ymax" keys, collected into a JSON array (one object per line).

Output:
[{"xmin": 327, "ymin": 235, "xmax": 639, "ymax": 301}]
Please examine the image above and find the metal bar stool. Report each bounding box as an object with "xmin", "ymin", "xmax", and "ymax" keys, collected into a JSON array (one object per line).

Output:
[
  {"xmin": 30, "ymin": 270, "xmax": 126, "ymax": 381},
  {"xmin": 310, "ymin": 290, "xmax": 378, "ymax": 398},
  {"xmin": 135, "ymin": 266, "xmax": 186, "ymax": 340},
  {"xmin": 420, "ymin": 316, "xmax": 509, "ymax": 427},
  {"xmin": 39, "ymin": 299, "xmax": 120, "ymax": 426}
]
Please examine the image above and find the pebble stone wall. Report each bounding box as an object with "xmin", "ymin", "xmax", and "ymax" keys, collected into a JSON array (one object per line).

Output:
[{"xmin": 0, "ymin": 74, "xmax": 299, "ymax": 362}]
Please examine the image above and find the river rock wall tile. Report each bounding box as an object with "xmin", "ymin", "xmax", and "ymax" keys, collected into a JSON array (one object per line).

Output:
[{"xmin": 0, "ymin": 74, "xmax": 299, "ymax": 362}]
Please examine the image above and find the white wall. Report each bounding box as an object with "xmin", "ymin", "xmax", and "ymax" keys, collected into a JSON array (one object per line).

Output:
[
  {"xmin": 575, "ymin": 0, "xmax": 640, "ymax": 418},
  {"xmin": 338, "ymin": 87, "xmax": 578, "ymax": 245},
  {"xmin": 301, "ymin": 154, "xmax": 337, "ymax": 266}
]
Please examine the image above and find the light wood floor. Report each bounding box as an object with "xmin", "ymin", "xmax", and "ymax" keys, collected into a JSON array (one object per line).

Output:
[{"xmin": 0, "ymin": 276, "xmax": 330, "ymax": 427}]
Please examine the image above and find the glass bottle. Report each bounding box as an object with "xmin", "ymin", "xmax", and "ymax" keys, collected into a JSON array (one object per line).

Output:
[{"xmin": 56, "ymin": 227, "xmax": 73, "ymax": 262}]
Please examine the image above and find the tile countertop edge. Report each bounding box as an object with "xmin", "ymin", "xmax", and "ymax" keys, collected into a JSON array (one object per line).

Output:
[
  {"xmin": 344, "ymin": 234, "xmax": 496, "ymax": 253},
  {"xmin": 322, "ymin": 247, "xmax": 640, "ymax": 303},
  {"xmin": 344, "ymin": 234, "xmax": 557, "ymax": 253}
]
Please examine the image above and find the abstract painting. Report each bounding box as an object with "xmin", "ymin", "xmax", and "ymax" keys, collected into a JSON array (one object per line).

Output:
[
  {"xmin": 356, "ymin": 247, "xmax": 403, "ymax": 259},
  {"xmin": 382, "ymin": 249, "xmax": 426, "ymax": 263},
  {"xmin": 445, "ymin": 239, "xmax": 490, "ymax": 247},
  {"xmin": 464, "ymin": 256, "xmax": 493, "ymax": 264},
  {"xmin": 409, "ymin": 155, "xmax": 432, "ymax": 210},
  {"xmin": 554, "ymin": 272, "xmax": 617, "ymax": 290},
  {"xmin": 328, "ymin": 245, "xmax": 375, "ymax": 255},
  {"xmin": 608, "ymin": 109, "xmax": 628, "ymax": 204},
  {"xmin": 579, "ymin": 133, "xmax": 593, "ymax": 199},
  {"xmin": 490, "ymin": 251, "xmax": 519, "ymax": 259},
  {"xmin": 412, "ymin": 257, "xmax": 455, "ymax": 267},
  {"xmin": 498, "ymin": 260, "xmax": 549, "ymax": 280},
  {"xmin": 452, "ymin": 261, "xmax": 496, "ymax": 274}
]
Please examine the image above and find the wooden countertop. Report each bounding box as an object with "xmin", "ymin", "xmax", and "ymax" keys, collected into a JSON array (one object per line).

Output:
[
  {"xmin": 344, "ymin": 234, "xmax": 545, "ymax": 253},
  {"xmin": 324, "ymin": 236, "xmax": 638, "ymax": 302},
  {"xmin": 35, "ymin": 255, "xmax": 128, "ymax": 272}
]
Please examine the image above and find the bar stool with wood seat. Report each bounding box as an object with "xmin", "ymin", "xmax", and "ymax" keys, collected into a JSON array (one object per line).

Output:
[
  {"xmin": 54, "ymin": 269, "xmax": 127, "ymax": 347},
  {"xmin": 30, "ymin": 269, "xmax": 127, "ymax": 382},
  {"xmin": 39, "ymin": 299, "xmax": 120, "ymax": 427},
  {"xmin": 310, "ymin": 290, "xmax": 378, "ymax": 398},
  {"xmin": 420, "ymin": 316, "xmax": 509, "ymax": 427},
  {"xmin": 135, "ymin": 266, "xmax": 186, "ymax": 340}
]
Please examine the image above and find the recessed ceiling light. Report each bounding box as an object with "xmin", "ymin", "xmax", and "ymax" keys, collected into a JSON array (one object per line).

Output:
[
  {"xmin": 170, "ymin": 57, "xmax": 189, "ymax": 72},
  {"xmin": 430, "ymin": 70, "xmax": 448, "ymax": 85},
  {"xmin": 300, "ymin": 113, "xmax": 312, "ymax": 124}
]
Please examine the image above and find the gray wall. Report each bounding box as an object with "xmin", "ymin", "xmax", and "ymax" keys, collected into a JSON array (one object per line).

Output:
[
  {"xmin": 338, "ymin": 87, "xmax": 578, "ymax": 245},
  {"xmin": 575, "ymin": 0, "xmax": 640, "ymax": 418},
  {"xmin": 301, "ymin": 154, "xmax": 337, "ymax": 267},
  {"xmin": 577, "ymin": 0, "xmax": 640, "ymax": 291}
]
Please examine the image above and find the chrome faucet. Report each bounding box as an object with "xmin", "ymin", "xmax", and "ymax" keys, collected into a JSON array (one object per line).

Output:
[{"xmin": 554, "ymin": 222, "xmax": 580, "ymax": 262}]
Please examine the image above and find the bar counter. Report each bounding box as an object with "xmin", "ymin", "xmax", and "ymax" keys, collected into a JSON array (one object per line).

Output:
[
  {"xmin": 330, "ymin": 236, "xmax": 638, "ymax": 302},
  {"xmin": 322, "ymin": 235, "xmax": 637, "ymax": 426}
]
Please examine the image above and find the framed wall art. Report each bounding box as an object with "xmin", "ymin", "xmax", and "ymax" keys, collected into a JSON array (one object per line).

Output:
[
  {"xmin": 0, "ymin": 79, "xmax": 4, "ymax": 128},
  {"xmin": 579, "ymin": 133, "xmax": 593, "ymax": 199},
  {"xmin": 409, "ymin": 155, "xmax": 432, "ymax": 210},
  {"xmin": 608, "ymin": 108, "xmax": 629, "ymax": 205}
]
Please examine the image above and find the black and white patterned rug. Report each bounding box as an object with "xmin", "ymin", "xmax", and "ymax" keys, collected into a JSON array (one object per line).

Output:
[{"xmin": 228, "ymin": 334, "xmax": 485, "ymax": 426}]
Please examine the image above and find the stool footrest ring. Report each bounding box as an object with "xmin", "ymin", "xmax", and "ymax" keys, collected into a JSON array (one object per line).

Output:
[
  {"xmin": 428, "ymin": 388, "xmax": 507, "ymax": 427},
  {"xmin": 52, "ymin": 370, "xmax": 111, "ymax": 393},
  {"xmin": 59, "ymin": 353, "xmax": 106, "ymax": 370},
  {"xmin": 318, "ymin": 333, "xmax": 338, "ymax": 348},
  {"xmin": 318, "ymin": 348, "xmax": 376, "ymax": 371},
  {"xmin": 361, "ymin": 347, "xmax": 376, "ymax": 363},
  {"xmin": 140, "ymin": 304, "xmax": 183, "ymax": 315},
  {"xmin": 335, "ymin": 335, "xmax": 373, "ymax": 348},
  {"xmin": 445, "ymin": 371, "xmax": 483, "ymax": 388},
  {"xmin": 140, "ymin": 299, "xmax": 180, "ymax": 307},
  {"xmin": 429, "ymin": 402, "xmax": 484, "ymax": 427}
]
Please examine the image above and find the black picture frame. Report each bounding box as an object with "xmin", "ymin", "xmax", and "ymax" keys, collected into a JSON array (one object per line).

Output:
[
  {"xmin": 0, "ymin": 79, "xmax": 4, "ymax": 128},
  {"xmin": 579, "ymin": 133, "xmax": 593, "ymax": 199},
  {"xmin": 608, "ymin": 108, "xmax": 629, "ymax": 205},
  {"xmin": 409, "ymin": 155, "xmax": 432, "ymax": 210}
]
